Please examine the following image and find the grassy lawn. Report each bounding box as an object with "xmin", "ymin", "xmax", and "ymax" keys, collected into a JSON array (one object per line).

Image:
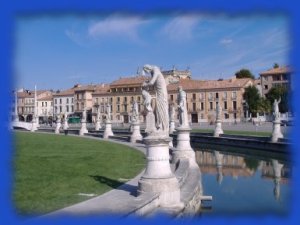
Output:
[
  {"xmin": 13, "ymin": 131, "xmax": 146, "ymax": 215},
  {"xmin": 191, "ymin": 128, "xmax": 271, "ymax": 137}
]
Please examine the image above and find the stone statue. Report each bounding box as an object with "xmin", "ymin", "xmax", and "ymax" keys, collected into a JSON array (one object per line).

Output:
[
  {"xmin": 56, "ymin": 114, "xmax": 61, "ymax": 122},
  {"xmin": 169, "ymin": 104, "xmax": 175, "ymax": 122},
  {"xmin": 273, "ymin": 98, "xmax": 281, "ymax": 120},
  {"xmin": 142, "ymin": 64, "xmax": 169, "ymax": 136},
  {"xmin": 82, "ymin": 109, "xmax": 87, "ymax": 121},
  {"xmin": 106, "ymin": 103, "xmax": 111, "ymax": 121},
  {"xmin": 131, "ymin": 100, "xmax": 139, "ymax": 122},
  {"xmin": 177, "ymin": 86, "xmax": 189, "ymax": 128},
  {"xmin": 216, "ymin": 103, "xmax": 222, "ymax": 120},
  {"xmin": 64, "ymin": 112, "xmax": 68, "ymax": 121}
]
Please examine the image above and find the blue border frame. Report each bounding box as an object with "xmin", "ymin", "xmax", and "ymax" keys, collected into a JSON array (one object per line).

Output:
[{"xmin": 1, "ymin": 1, "xmax": 299, "ymax": 224}]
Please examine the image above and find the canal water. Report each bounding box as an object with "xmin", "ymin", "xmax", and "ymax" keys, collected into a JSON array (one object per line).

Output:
[{"xmin": 195, "ymin": 145, "xmax": 291, "ymax": 216}]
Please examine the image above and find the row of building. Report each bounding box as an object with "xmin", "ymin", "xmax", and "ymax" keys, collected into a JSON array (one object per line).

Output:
[{"xmin": 13, "ymin": 66, "xmax": 292, "ymax": 124}]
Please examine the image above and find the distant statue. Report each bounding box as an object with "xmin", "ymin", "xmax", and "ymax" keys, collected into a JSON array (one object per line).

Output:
[
  {"xmin": 177, "ymin": 86, "xmax": 189, "ymax": 127},
  {"xmin": 64, "ymin": 112, "xmax": 68, "ymax": 121},
  {"xmin": 169, "ymin": 104, "xmax": 175, "ymax": 122},
  {"xmin": 273, "ymin": 98, "xmax": 281, "ymax": 120},
  {"xmin": 142, "ymin": 64, "xmax": 169, "ymax": 135},
  {"xmin": 106, "ymin": 103, "xmax": 111, "ymax": 121},
  {"xmin": 56, "ymin": 114, "xmax": 61, "ymax": 122},
  {"xmin": 216, "ymin": 104, "xmax": 222, "ymax": 120},
  {"xmin": 131, "ymin": 100, "xmax": 139, "ymax": 122},
  {"xmin": 97, "ymin": 106, "xmax": 101, "ymax": 120},
  {"xmin": 82, "ymin": 109, "xmax": 87, "ymax": 121}
]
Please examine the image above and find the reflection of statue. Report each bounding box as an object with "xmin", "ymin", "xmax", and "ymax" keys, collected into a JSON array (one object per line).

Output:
[
  {"xmin": 272, "ymin": 159, "xmax": 283, "ymax": 201},
  {"xmin": 142, "ymin": 64, "xmax": 169, "ymax": 135},
  {"xmin": 273, "ymin": 98, "xmax": 281, "ymax": 120},
  {"xmin": 177, "ymin": 86, "xmax": 189, "ymax": 127}
]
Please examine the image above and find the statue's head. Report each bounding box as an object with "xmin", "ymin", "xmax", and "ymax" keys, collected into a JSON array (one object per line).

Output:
[{"xmin": 143, "ymin": 64, "xmax": 153, "ymax": 74}]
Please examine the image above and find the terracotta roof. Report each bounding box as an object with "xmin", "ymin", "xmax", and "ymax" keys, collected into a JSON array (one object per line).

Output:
[
  {"xmin": 17, "ymin": 90, "xmax": 50, "ymax": 98},
  {"xmin": 38, "ymin": 94, "xmax": 53, "ymax": 101},
  {"xmin": 53, "ymin": 88, "xmax": 75, "ymax": 97},
  {"xmin": 93, "ymin": 84, "xmax": 110, "ymax": 94},
  {"xmin": 110, "ymin": 75, "xmax": 149, "ymax": 87},
  {"xmin": 260, "ymin": 66, "xmax": 291, "ymax": 75},
  {"xmin": 75, "ymin": 84, "xmax": 98, "ymax": 92},
  {"xmin": 167, "ymin": 77, "xmax": 252, "ymax": 91}
]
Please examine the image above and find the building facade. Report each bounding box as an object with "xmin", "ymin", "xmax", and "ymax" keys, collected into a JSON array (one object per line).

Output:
[
  {"xmin": 52, "ymin": 87, "xmax": 75, "ymax": 118},
  {"xmin": 259, "ymin": 66, "xmax": 292, "ymax": 97}
]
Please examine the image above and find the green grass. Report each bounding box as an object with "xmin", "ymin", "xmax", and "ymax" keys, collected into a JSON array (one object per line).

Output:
[
  {"xmin": 13, "ymin": 131, "xmax": 146, "ymax": 215},
  {"xmin": 191, "ymin": 128, "xmax": 272, "ymax": 137}
]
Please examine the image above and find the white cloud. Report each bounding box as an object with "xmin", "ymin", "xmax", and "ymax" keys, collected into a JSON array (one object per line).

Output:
[
  {"xmin": 87, "ymin": 15, "xmax": 148, "ymax": 41},
  {"xmin": 161, "ymin": 14, "xmax": 201, "ymax": 41},
  {"xmin": 220, "ymin": 38, "xmax": 233, "ymax": 45}
]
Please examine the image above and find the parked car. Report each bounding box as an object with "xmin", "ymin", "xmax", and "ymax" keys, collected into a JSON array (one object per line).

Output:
[{"xmin": 280, "ymin": 120, "xmax": 293, "ymax": 126}]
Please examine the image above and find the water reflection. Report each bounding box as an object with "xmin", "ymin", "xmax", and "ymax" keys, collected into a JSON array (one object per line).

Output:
[{"xmin": 195, "ymin": 148, "xmax": 291, "ymax": 215}]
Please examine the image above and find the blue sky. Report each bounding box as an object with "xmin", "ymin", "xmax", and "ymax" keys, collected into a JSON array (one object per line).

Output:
[{"xmin": 14, "ymin": 12, "xmax": 290, "ymax": 90}]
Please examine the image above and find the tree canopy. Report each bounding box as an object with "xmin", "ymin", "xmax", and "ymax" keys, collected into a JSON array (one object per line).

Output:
[
  {"xmin": 235, "ymin": 69, "xmax": 255, "ymax": 79},
  {"xmin": 243, "ymin": 85, "xmax": 261, "ymax": 114},
  {"xmin": 273, "ymin": 63, "xmax": 279, "ymax": 68}
]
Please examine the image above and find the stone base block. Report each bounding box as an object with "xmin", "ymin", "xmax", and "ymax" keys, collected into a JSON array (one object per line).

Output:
[
  {"xmin": 103, "ymin": 122, "xmax": 114, "ymax": 139},
  {"xmin": 138, "ymin": 176, "xmax": 184, "ymax": 208},
  {"xmin": 130, "ymin": 123, "xmax": 142, "ymax": 143}
]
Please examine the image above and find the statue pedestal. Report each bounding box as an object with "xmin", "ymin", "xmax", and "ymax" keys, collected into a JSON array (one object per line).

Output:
[
  {"xmin": 271, "ymin": 119, "xmax": 283, "ymax": 142},
  {"xmin": 103, "ymin": 121, "xmax": 114, "ymax": 139},
  {"xmin": 63, "ymin": 120, "xmax": 69, "ymax": 130},
  {"xmin": 31, "ymin": 119, "xmax": 37, "ymax": 132},
  {"xmin": 80, "ymin": 120, "xmax": 88, "ymax": 136},
  {"xmin": 172, "ymin": 126, "xmax": 197, "ymax": 168},
  {"xmin": 138, "ymin": 136, "xmax": 183, "ymax": 208},
  {"xmin": 130, "ymin": 121, "xmax": 142, "ymax": 143},
  {"xmin": 95, "ymin": 120, "xmax": 101, "ymax": 131},
  {"xmin": 213, "ymin": 119, "xmax": 223, "ymax": 137},
  {"xmin": 55, "ymin": 121, "xmax": 61, "ymax": 134},
  {"xmin": 169, "ymin": 121, "xmax": 175, "ymax": 134}
]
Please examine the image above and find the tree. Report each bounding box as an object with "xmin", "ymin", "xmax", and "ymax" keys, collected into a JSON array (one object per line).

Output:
[
  {"xmin": 273, "ymin": 63, "xmax": 279, "ymax": 68},
  {"xmin": 235, "ymin": 69, "xmax": 255, "ymax": 79},
  {"xmin": 243, "ymin": 86, "xmax": 261, "ymax": 114},
  {"xmin": 266, "ymin": 86, "xmax": 289, "ymax": 113}
]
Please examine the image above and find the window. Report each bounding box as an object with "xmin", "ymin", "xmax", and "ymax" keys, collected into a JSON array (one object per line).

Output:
[
  {"xmin": 55, "ymin": 99, "xmax": 57, "ymax": 104},
  {"xmin": 117, "ymin": 105, "xmax": 120, "ymax": 112},
  {"xmin": 124, "ymin": 105, "xmax": 127, "ymax": 112},
  {"xmin": 110, "ymin": 97, "xmax": 113, "ymax": 103},
  {"xmin": 66, "ymin": 105, "xmax": 69, "ymax": 112},
  {"xmin": 233, "ymin": 101, "xmax": 237, "ymax": 110},
  {"xmin": 72, "ymin": 98, "xmax": 74, "ymax": 103},
  {"xmin": 232, "ymin": 92, "xmax": 237, "ymax": 99},
  {"xmin": 192, "ymin": 93, "xmax": 196, "ymax": 100},
  {"xmin": 201, "ymin": 102, "xmax": 204, "ymax": 110},
  {"xmin": 223, "ymin": 92, "xmax": 227, "ymax": 99},
  {"xmin": 215, "ymin": 93, "xmax": 219, "ymax": 99},
  {"xmin": 60, "ymin": 98, "xmax": 62, "ymax": 104},
  {"xmin": 209, "ymin": 102, "xmax": 213, "ymax": 110},
  {"xmin": 117, "ymin": 97, "xmax": 120, "ymax": 103},
  {"xmin": 67, "ymin": 98, "xmax": 69, "ymax": 104},
  {"xmin": 138, "ymin": 96, "xmax": 141, "ymax": 102},
  {"xmin": 193, "ymin": 103, "xmax": 196, "ymax": 111},
  {"xmin": 42, "ymin": 102, "xmax": 44, "ymax": 107},
  {"xmin": 45, "ymin": 102, "xmax": 47, "ymax": 107},
  {"xmin": 131, "ymin": 96, "xmax": 134, "ymax": 102},
  {"xmin": 224, "ymin": 101, "xmax": 227, "ymax": 110},
  {"xmin": 59, "ymin": 106, "xmax": 62, "ymax": 112},
  {"xmin": 170, "ymin": 95, "xmax": 173, "ymax": 101},
  {"xmin": 264, "ymin": 85, "xmax": 268, "ymax": 90},
  {"xmin": 71, "ymin": 106, "xmax": 74, "ymax": 112},
  {"xmin": 124, "ymin": 97, "xmax": 127, "ymax": 103}
]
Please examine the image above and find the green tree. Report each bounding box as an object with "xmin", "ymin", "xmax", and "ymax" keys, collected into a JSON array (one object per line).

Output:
[
  {"xmin": 273, "ymin": 63, "xmax": 279, "ymax": 68},
  {"xmin": 235, "ymin": 69, "xmax": 255, "ymax": 79},
  {"xmin": 257, "ymin": 97, "xmax": 271, "ymax": 113},
  {"xmin": 266, "ymin": 86, "xmax": 289, "ymax": 113},
  {"xmin": 243, "ymin": 86, "xmax": 261, "ymax": 114}
]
